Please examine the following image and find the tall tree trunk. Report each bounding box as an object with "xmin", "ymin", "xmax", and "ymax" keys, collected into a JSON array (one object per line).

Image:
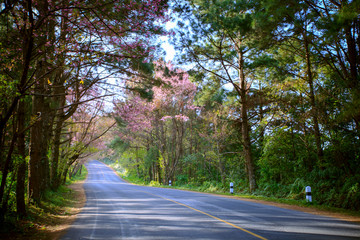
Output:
[
  {"xmin": 157, "ymin": 158, "xmax": 162, "ymax": 184},
  {"xmin": 238, "ymin": 46, "xmax": 256, "ymax": 192},
  {"xmin": 300, "ymin": 93, "xmax": 313, "ymax": 172},
  {"xmin": 15, "ymin": 0, "xmax": 34, "ymax": 214},
  {"xmin": 135, "ymin": 158, "xmax": 140, "ymax": 177},
  {"xmin": 345, "ymin": 23, "xmax": 360, "ymax": 133},
  {"xmin": 62, "ymin": 166, "xmax": 69, "ymax": 185},
  {"xmin": 28, "ymin": 0, "xmax": 55, "ymax": 202},
  {"xmin": 41, "ymin": 99, "xmax": 52, "ymax": 191},
  {"xmin": 303, "ymin": 31, "xmax": 324, "ymax": 164},
  {"xmin": 51, "ymin": 122, "xmax": 62, "ymax": 189},
  {"xmin": 28, "ymin": 75, "xmax": 45, "ymax": 204},
  {"xmin": 345, "ymin": 25, "xmax": 358, "ymax": 89},
  {"xmin": 16, "ymin": 99, "xmax": 27, "ymax": 217},
  {"xmin": 29, "ymin": 58, "xmax": 52, "ymax": 203},
  {"xmin": 258, "ymin": 79, "xmax": 265, "ymax": 149}
]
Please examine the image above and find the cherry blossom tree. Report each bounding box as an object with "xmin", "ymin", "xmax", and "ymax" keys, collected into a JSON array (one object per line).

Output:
[{"xmin": 113, "ymin": 61, "xmax": 198, "ymax": 183}]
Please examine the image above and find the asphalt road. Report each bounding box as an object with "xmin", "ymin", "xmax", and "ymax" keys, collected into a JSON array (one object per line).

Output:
[{"xmin": 61, "ymin": 160, "xmax": 360, "ymax": 240}]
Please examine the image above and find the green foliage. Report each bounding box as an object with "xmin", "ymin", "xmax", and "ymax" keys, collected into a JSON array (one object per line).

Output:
[
  {"xmin": 144, "ymin": 146, "xmax": 160, "ymax": 169},
  {"xmin": 259, "ymin": 127, "xmax": 309, "ymax": 184},
  {"xmin": 198, "ymin": 181, "xmax": 226, "ymax": 193},
  {"xmin": 0, "ymin": 171, "xmax": 17, "ymax": 214},
  {"xmin": 66, "ymin": 165, "xmax": 88, "ymax": 185},
  {"xmin": 120, "ymin": 173, "xmax": 147, "ymax": 185},
  {"xmin": 126, "ymin": 87, "xmax": 154, "ymax": 101},
  {"xmin": 149, "ymin": 181, "xmax": 161, "ymax": 187},
  {"xmin": 306, "ymin": 169, "xmax": 360, "ymax": 210},
  {"xmin": 108, "ymin": 137, "xmax": 130, "ymax": 154}
]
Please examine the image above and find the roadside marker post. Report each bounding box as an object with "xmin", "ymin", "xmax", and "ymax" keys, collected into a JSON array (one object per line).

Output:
[
  {"xmin": 305, "ymin": 186, "xmax": 312, "ymax": 202},
  {"xmin": 169, "ymin": 180, "xmax": 171, "ymax": 186},
  {"xmin": 230, "ymin": 182, "xmax": 234, "ymax": 194}
]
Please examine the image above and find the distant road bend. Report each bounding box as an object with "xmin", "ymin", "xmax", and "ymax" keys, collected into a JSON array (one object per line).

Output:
[{"xmin": 61, "ymin": 160, "xmax": 360, "ymax": 240}]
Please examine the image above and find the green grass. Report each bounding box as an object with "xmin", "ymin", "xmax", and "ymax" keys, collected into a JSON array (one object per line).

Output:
[{"xmin": 40, "ymin": 185, "xmax": 74, "ymax": 213}]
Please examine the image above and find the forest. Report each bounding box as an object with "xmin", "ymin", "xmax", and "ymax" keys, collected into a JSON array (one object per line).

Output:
[{"xmin": 0, "ymin": 0, "xmax": 359, "ymax": 227}]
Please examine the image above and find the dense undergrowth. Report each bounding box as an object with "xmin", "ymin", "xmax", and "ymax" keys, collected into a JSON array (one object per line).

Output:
[{"xmin": 0, "ymin": 166, "xmax": 87, "ymax": 238}]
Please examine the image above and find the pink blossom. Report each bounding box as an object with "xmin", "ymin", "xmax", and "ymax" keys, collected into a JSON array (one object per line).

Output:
[
  {"xmin": 114, "ymin": 60, "xmax": 198, "ymax": 143},
  {"xmin": 161, "ymin": 116, "xmax": 173, "ymax": 121}
]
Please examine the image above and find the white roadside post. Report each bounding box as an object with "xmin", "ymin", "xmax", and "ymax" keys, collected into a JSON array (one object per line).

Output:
[
  {"xmin": 305, "ymin": 186, "xmax": 312, "ymax": 202},
  {"xmin": 169, "ymin": 180, "xmax": 172, "ymax": 186},
  {"xmin": 230, "ymin": 182, "xmax": 234, "ymax": 194}
]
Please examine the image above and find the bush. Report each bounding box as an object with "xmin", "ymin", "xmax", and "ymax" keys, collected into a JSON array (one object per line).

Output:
[
  {"xmin": 176, "ymin": 174, "xmax": 188, "ymax": 185},
  {"xmin": 341, "ymin": 177, "xmax": 360, "ymax": 210},
  {"xmin": 149, "ymin": 181, "xmax": 161, "ymax": 187},
  {"xmin": 199, "ymin": 181, "xmax": 225, "ymax": 193}
]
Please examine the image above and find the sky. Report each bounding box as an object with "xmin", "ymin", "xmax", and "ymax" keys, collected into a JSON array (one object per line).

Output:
[{"xmin": 160, "ymin": 21, "xmax": 177, "ymax": 62}]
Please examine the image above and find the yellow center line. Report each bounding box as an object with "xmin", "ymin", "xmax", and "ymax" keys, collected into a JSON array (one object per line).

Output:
[{"xmin": 142, "ymin": 191, "xmax": 268, "ymax": 240}]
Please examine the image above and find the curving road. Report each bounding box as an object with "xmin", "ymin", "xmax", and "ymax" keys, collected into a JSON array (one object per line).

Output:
[{"xmin": 61, "ymin": 160, "xmax": 360, "ymax": 240}]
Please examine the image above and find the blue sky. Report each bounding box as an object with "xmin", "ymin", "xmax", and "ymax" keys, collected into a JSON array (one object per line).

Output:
[{"xmin": 160, "ymin": 21, "xmax": 176, "ymax": 61}]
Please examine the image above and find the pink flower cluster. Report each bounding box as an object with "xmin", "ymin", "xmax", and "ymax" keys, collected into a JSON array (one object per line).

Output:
[
  {"xmin": 161, "ymin": 114, "xmax": 190, "ymax": 122},
  {"xmin": 114, "ymin": 61, "xmax": 198, "ymax": 140}
]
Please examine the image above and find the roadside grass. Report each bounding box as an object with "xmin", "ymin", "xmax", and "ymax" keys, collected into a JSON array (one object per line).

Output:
[
  {"xmin": 110, "ymin": 165, "xmax": 360, "ymax": 220},
  {"xmin": 0, "ymin": 166, "xmax": 87, "ymax": 239}
]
